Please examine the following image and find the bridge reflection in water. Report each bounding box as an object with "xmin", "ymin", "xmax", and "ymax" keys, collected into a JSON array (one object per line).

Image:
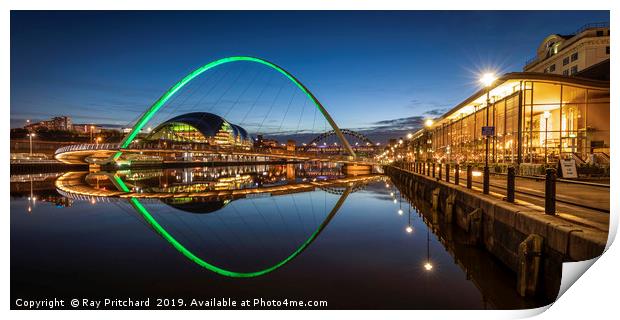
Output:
[
  {"xmin": 56, "ymin": 163, "xmax": 384, "ymax": 278},
  {"xmin": 11, "ymin": 163, "xmax": 548, "ymax": 308}
]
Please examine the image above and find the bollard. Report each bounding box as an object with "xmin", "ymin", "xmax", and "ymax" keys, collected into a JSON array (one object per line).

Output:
[
  {"xmin": 506, "ymin": 167, "xmax": 515, "ymax": 203},
  {"xmin": 432, "ymin": 163, "xmax": 436, "ymax": 178},
  {"xmin": 545, "ymin": 168, "xmax": 556, "ymax": 215},
  {"xmin": 438, "ymin": 164, "xmax": 442, "ymax": 180},
  {"xmin": 483, "ymin": 166, "xmax": 490, "ymax": 194},
  {"xmin": 455, "ymin": 164, "xmax": 460, "ymax": 185},
  {"xmin": 466, "ymin": 165, "xmax": 472, "ymax": 189},
  {"xmin": 445, "ymin": 163, "xmax": 450, "ymax": 183}
]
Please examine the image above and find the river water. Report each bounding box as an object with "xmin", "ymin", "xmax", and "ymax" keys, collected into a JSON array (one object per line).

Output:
[{"xmin": 10, "ymin": 163, "xmax": 546, "ymax": 309}]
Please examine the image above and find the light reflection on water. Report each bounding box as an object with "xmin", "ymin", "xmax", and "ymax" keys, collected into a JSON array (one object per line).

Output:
[{"xmin": 10, "ymin": 164, "xmax": 543, "ymax": 309}]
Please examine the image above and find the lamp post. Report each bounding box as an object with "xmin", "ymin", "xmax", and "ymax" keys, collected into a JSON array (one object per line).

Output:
[
  {"xmin": 406, "ymin": 203, "xmax": 413, "ymax": 234},
  {"xmin": 543, "ymin": 111, "xmax": 551, "ymax": 164},
  {"xmin": 424, "ymin": 228, "xmax": 433, "ymax": 271},
  {"xmin": 424, "ymin": 119, "xmax": 434, "ymax": 171},
  {"xmin": 28, "ymin": 133, "xmax": 35, "ymax": 156},
  {"xmin": 480, "ymin": 73, "xmax": 496, "ymax": 195},
  {"xmin": 90, "ymin": 125, "xmax": 95, "ymax": 143}
]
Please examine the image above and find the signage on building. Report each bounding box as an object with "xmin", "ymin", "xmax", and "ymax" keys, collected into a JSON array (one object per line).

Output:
[
  {"xmin": 481, "ymin": 126, "xmax": 495, "ymax": 136},
  {"xmin": 560, "ymin": 159, "xmax": 578, "ymax": 178}
]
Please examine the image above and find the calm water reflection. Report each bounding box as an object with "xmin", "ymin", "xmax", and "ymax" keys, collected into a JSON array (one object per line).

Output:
[{"xmin": 11, "ymin": 163, "xmax": 542, "ymax": 309}]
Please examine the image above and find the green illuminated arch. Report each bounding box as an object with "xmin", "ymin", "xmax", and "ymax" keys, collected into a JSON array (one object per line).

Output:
[
  {"xmin": 114, "ymin": 56, "xmax": 355, "ymax": 160},
  {"xmin": 127, "ymin": 188, "xmax": 351, "ymax": 278}
]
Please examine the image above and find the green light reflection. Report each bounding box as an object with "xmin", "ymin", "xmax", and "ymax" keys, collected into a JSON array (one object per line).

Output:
[{"xmin": 127, "ymin": 187, "xmax": 350, "ymax": 278}]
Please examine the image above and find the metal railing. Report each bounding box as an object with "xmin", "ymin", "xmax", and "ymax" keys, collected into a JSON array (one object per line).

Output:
[
  {"xmin": 391, "ymin": 160, "xmax": 608, "ymax": 214},
  {"xmin": 55, "ymin": 143, "xmax": 120, "ymax": 155},
  {"xmin": 54, "ymin": 142, "xmax": 378, "ymax": 164}
]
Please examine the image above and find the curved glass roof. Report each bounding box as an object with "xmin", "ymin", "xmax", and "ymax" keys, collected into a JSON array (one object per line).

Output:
[{"xmin": 152, "ymin": 112, "xmax": 249, "ymax": 140}]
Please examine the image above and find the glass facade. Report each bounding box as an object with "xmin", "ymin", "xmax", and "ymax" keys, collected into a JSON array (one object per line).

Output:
[
  {"xmin": 147, "ymin": 121, "xmax": 252, "ymax": 147},
  {"xmin": 418, "ymin": 77, "xmax": 609, "ymax": 166}
]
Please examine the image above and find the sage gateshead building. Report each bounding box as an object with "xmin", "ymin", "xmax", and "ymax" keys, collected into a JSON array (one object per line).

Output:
[
  {"xmin": 145, "ymin": 112, "xmax": 253, "ymax": 148},
  {"xmin": 408, "ymin": 72, "xmax": 609, "ymax": 171}
]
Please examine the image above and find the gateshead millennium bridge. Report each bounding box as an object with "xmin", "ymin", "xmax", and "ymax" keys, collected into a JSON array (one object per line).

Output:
[{"xmin": 54, "ymin": 56, "xmax": 378, "ymax": 174}]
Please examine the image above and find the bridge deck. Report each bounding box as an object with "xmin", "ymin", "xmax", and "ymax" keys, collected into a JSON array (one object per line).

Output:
[
  {"xmin": 55, "ymin": 172, "xmax": 383, "ymax": 200},
  {"xmin": 54, "ymin": 143, "xmax": 377, "ymax": 166}
]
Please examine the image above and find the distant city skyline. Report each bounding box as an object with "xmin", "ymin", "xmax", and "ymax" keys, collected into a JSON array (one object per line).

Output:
[{"xmin": 11, "ymin": 11, "xmax": 609, "ymax": 141}]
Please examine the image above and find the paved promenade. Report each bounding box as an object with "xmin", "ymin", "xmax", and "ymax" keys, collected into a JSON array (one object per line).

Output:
[
  {"xmin": 409, "ymin": 166, "xmax": 610, "ymax": 232},
  {"xmin": 460, "ymin": 173, "xmax": 609, "ymax": 231}
]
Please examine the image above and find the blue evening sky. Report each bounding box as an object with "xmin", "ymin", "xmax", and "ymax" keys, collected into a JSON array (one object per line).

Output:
[{"xmin": 10, "ymin": 11, "xmax": 609, "ymax": 138}]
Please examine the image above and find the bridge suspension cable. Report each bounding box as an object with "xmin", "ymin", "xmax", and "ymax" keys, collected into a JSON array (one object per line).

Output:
[{"xmin": 113, "ymin": 56, "xmax": 356, "ymax": 162}]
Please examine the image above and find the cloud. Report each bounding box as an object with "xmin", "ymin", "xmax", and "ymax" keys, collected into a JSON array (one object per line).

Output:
[
  {"xmin": 424, "ymin": 108, "xmax": 448, "ymax": 116},
  {"xmin": 261, "ymin": 115, "xmax": 426, "ymax": 144}
]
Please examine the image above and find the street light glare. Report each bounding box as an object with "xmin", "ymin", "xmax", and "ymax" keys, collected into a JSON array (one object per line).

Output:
[
  {"xmin": 407, "ymin": 133, "xmax": 413, "ymax": 139},
  {"xmin": 424, "ymin": 119, "xmax": 434, "ymax": 127},
  {"xmin": 543, "ymin": 111, "xmax": 551, "ymax": 119},
  {"xmin": 480, "ymin": 73, "xmax": 497, "ymax": 87},
  {"xmin": 424, "ymin": 262, "xmax": 433, "ymax": 271}
]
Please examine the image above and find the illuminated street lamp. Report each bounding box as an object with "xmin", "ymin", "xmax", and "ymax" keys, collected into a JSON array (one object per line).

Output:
[
  {"xmin": 424, "ymin": 119, "xmax": 434, "ymax": 128},
  {"xmin": 27, "ymin": 133, "xmax": 35, "ymax": 156},
  {"xmin": 480, "ymin": 72, "xmax": 497, "ymax": 87},
  {"xmin": 424, "ymin": 228, "xmax": 433, "ymax": 271},
  {"xmin": 406, "ymin": 205, "xmax": 413, "ymax": 234},
  {"xmin": 480, "ymin": 72, "xmax": 497, "ymax": 195},
  {"xmin": 407, "ymin": 133, "xmax": 413, "ymax": 139},
  {"xmin": 543, "ymin": 111, "xmax": 551, "ymax": 164}
]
